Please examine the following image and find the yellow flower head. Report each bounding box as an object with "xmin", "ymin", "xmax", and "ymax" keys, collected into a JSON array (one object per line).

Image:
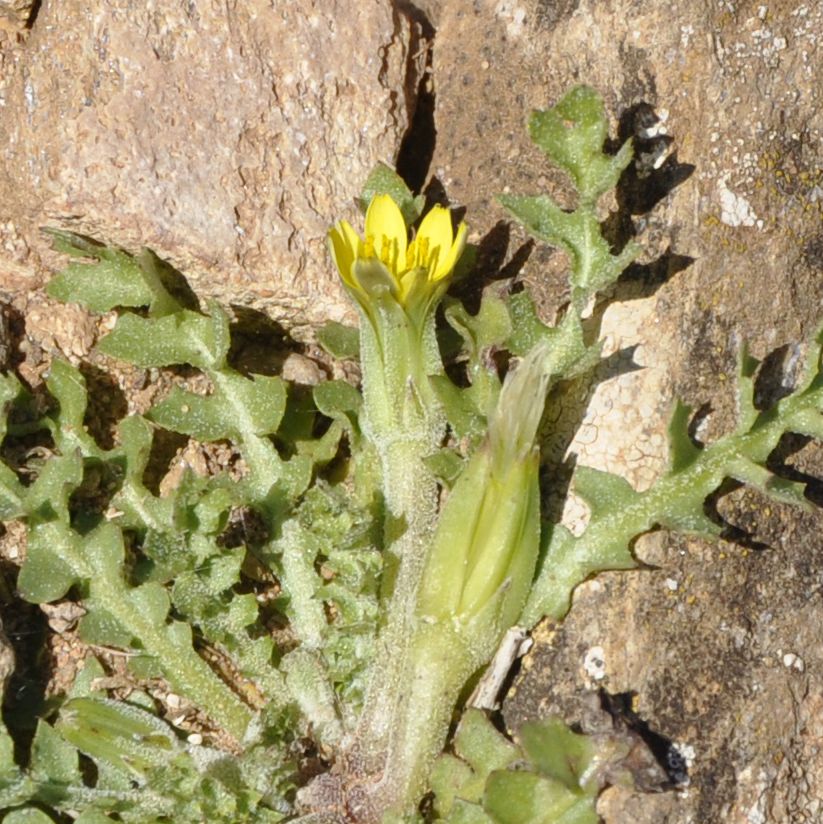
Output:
[{"xmin": 328, "ymin": 194, "xmax": 467, "ymax": 308}]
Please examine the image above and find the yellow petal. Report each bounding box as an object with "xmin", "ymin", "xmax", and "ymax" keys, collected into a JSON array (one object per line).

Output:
[
  {"xmin": 397, "ymin": 267, "xmax": 420, "ymax": 302},
  {"xmin": 364, "ymin": 194, "xmax": 407, "ymax": 274},
  {"xmin": 416, "ymin": 205, "xmax": 454, "ymax": 276},
  {"xmin": 435, "ymin": 221, "xmax": 468, "ymax": 281},
  {"xmin": 328, "ymin": 221, "xmax": 359, "ymax": 286}
]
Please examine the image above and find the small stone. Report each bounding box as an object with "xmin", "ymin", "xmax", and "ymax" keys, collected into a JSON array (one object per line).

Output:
[
  {"xmin": 782, "ymin": 652, "xmax": 805, "ymax": 672},
  {"xmin": 583, "ymin": 646, "xmax": 607, "ymax": 681}
]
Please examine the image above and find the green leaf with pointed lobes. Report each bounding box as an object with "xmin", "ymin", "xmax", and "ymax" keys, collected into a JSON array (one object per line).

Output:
[
  {"xmin": 518, "ymin": 718, "xmax": 602, "ymax": 794},
  {"xmin": 498, "ymin": 195, "xmax": 639, "ymax": 296},
  {"xmin": 528, "ymin": 86, "xmax": 633, "ymax": 205},
  {"xmin": 29, "ymin": 719, "xmax": 81, "ymax": 786},
  {"xmin": 18, "ymin": 521, "xmax": 86, "ymax": 603},
  {"xmin": 98, "ymin": 309, "xmax": 229, "ymax": 369},
  {"xmin": 572, "ymin": 465, "xmax": 639, "ymax": 518},
  {"xmin": 428, "ymin": 374, "xmax": 486, "ymax": 441},
  {"xmin": 454, "ymin": 709, "xmax": 520, "ymax": 777},
  {"xmin": 45, "ymin": 230, "xmax": 181, "ymax": 317},
  {"xmin": 45, "ymin": 360, "xmax": 102, "ymax": 457},
  {"xmin": 484, "ymin": 770, "xmax": 597, "ymax": 824},
  {"xmin": 149, "ymin": 373, "xmax": 287, "ymax": 441},
  {"xmin": 45, "ymin": 232, "xmax": 156, "ymax": 311}
]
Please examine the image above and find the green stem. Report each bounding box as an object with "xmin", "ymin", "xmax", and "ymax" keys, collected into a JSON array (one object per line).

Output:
[
  {"xmin": 350, "ymin": 438, "xmax": 439, "ymax": 778},
  {"xmin": 343, "ymin": 305, "xmax": 446, "ymax": 807},
  {"xmin": 365, "ymin": 624, "xmax": 474, "ymax": 819}
]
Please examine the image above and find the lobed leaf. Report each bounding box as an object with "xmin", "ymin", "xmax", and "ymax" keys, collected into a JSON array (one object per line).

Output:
[
  {"xmin": 45, "ymin": 230, "xmax": 180, "ymax": 317},
  {"xmin": 499, "ymin": 195, "xmax": 639, "ymax": 296},
  {"xmin": 149, "ymin": 373, "xmax": 287, "ymax": 441},
  {"xmin": 99, "ymin": 309, "xmax": 229, "ymax": 370},
  {"xmin": 527, "ymin": 86, "xmax": 633, "ymax": 205}
]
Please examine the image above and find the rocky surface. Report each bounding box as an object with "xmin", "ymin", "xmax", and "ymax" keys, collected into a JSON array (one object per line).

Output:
[
  {"xmin": 1, "ymin": 1, "xmax": 822, "ymax": 822},
  {"xmin": 0, "ymin": 0, "xmax": 416, "ymax": 334}
]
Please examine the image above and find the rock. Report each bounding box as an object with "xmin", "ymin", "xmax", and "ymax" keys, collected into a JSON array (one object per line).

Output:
[
  {"xmin": 0, "ymin": 0, "xmax": 33, "ymax": 27},
  {"xmin": 0, "ymin": 1, "xmax": 416, "ymax": 334}
]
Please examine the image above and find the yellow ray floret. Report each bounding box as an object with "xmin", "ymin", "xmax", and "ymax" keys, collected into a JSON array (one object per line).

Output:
[{"xmin": 328, "ymin": 194, "xmax": 467, "ymax": 305}]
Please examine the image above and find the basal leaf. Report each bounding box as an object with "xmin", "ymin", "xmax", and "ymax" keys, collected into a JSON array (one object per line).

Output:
[
  {"xmin": 518, "ymin": 718, "xmax": 598, "ymax": 792},
  {"xmin": 483, "ymin": 770, "xmax": 595, "ymax": 824},
  {"xmin": 316, "ymin": 321, "xmax": 360, "ymax": 360},
  {"xmin": 45, "ymin": 231, "xmax": 181, "ymax": 317},
  {"xmin": 149, "ymin": 373, "xmax": 286, "ymax": 442},
  {"xmin": 45, "ymin": 231, "xmax": 157, "ymax": 312},
  {"xmin": 506, "ymin": 291, "xmax": 558, "ymax": 357},
  {"xmin": 29, "ymin": 720, "xmax": 81, "ymax": 785},
  {"xmin": 18, "ymin": 522, "xmax": 86, "ymax": 603},
  {"xmin": 454, "ymin": 709, "xmax": 519, "ymax": 778},
  {"xmin": 98, "ymin": 310, "xmax": 227, "ymax": 369},
  {"xmin": 429, "ymin": 376, "xmax": 485, "ymax": 441}
]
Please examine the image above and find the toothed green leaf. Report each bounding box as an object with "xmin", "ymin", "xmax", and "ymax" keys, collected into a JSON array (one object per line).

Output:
[
  {"xmin": 518, "ymin": 718, "xmax": 600, "ymax": 793},
  {"xmin": 45, "ymin": 360, "xmax": 99, "ymax": 454},
  {"xmin": 443, "ymin": 290, "xmax": 510, "ymax": 417},
  {"xmin": 572, "ymin": 465, "xmax": 638, "ymax": 517},
  {"xmin": 18, "ymin": 521, "xmax": 85, "ymax": 603},
  {"xmin": 484, "ymin": 770, "xmax": 598, "ymax": 824},
  {"xmin": 98, "ymin": 309, "xmax": 229, "ymax": 369},
  {"xmin": 429, "ymin": 375, "xmax": 486, "ymax": 441},
  {"xmin": 29, "ymin": 720, "xmax": 81, "ymax": 786},
  {"xmin": 667, "ymin": 400, "xmax": 702, "ymax": 473},
  {"xmin": 527, "ymin": 86, "xmax": 633, "ymax": 204},
  {"xmin": 313, "ymin": 379, "xmax": 362, "ymax": 428},
  {"xmin": 0, "ymin": 464, "xmax": 24, "ymax": 520},
  {"xmin": 149, "ymin": 373, "xmax": 287, "ymax": 441},
  {"xmin": 430, "ymin": 754, "xmax": 477, "ymax": 816},
  {"xmin": 45, "ymin": 230, "xmax": 179, "ymax": 316},
  {"xmin": 499, "ymin": 195, "xmax": 639, "ymax": 295},
  {"xmin": 454, "ymin": 709, "xmax": 519, "ymax": 778},
  {"xmin": 423, "ymin": 447, "xmax": 466, "ymax": 488},
  {"xmin": 505, "ymin": 292, "xmax": 557, "ymax": 357}
]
